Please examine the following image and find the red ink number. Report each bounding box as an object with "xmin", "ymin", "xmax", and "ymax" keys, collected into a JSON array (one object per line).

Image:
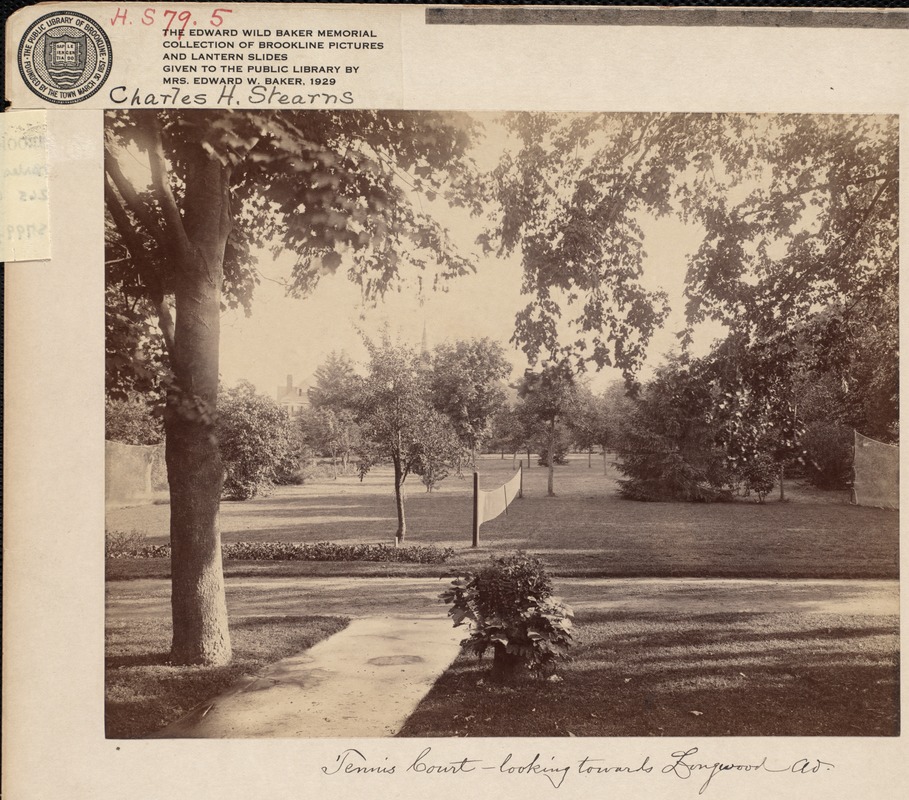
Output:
[
  {"xmin": 162, "ymin": 9, "xmax": 193, "ymax": 33},
  {"xmin": 210, "ymin": 8, "xmax": 233, "ymax": 27}
]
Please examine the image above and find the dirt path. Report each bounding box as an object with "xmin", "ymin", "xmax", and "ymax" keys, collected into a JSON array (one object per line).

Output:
[{"xmin": 107, "ymin": 576, "xmax": 899, "ymax": 620}]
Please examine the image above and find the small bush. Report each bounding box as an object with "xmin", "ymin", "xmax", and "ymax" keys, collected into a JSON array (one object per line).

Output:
[
  {"xmin": 105, "ymin": 529, "xmax": 147, "ymax": 558},
  {"xmin": 441, "ymin": 553, "xmax": 574, "ymax": 682},
  {"xmin": 802, "ymin": 421, "xmax": 853, "ymax": 490},
  {"xmin": 741, "ymin": 452, "xmax": 777, "ymax": 503},
  {"xmin": 106, "ymin": 540, "xmax": 455, "ymax": 564}
]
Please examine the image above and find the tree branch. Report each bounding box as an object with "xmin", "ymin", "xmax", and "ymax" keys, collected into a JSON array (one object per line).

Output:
[
  {"xmin": 105, "ymin": 175, "xmax": 176, "ymax": 357},
  {"xmin": 104, "ymin": 145, "xmax": 170, "ymax": 246},
  {"xmin": 139, "ymin": 111, "xmax": 193, "ymax": 262}
]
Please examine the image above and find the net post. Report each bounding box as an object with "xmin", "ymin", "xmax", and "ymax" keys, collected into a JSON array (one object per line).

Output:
[{"xmin": 472, "ymin": 471, "xmax": 480, "ymax": 547}]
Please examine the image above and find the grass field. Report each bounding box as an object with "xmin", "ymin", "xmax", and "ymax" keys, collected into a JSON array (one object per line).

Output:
[
  {"xmin": 105, "ymin": 454, "xmax": 899, "ymax": 738},
  {"xmin": 399, "ymin": 610, "xmax": 900, "ymax": 737},
  {"xmin": 107, "ymin": 455, "xmax": 898, "ymax": 580}
]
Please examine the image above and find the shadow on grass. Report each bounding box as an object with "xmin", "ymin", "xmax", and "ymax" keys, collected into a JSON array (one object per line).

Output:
[
  {"xmin": 399, "ymin": 610, "xmax": 899, "ymax": 738},
  {"xmin": 105, "ymin": 614, "xmax": 349, "ymax": 739},
  {"xmin": 105, "ymin": 651, "xmax": 171, "ymax": 669}
]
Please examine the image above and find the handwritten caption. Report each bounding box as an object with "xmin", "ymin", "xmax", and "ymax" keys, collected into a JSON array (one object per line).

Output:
[
  {"xmin": 322, "ymin": 746, "xmax": 834, "ymax": 795},
  {"xmin": 0, "ymin": 110, "xmax": 50, "ymax": 262}
]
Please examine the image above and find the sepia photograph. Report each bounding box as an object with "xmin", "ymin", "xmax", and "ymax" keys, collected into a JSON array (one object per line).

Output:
[{"xmin": 102, "ymin": 108, "xmax": 898, "ymax": 740}]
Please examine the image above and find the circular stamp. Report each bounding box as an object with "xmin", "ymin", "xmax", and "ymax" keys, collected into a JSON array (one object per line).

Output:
[{"xmin": 18, "ymin": 11, "xmax": 113, "ymax": 104}]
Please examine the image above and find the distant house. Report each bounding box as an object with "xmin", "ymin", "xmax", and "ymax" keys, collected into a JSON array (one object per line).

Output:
[{"xmin": 277, "ymin": 374, "xmax": 311, "ymax": 417}]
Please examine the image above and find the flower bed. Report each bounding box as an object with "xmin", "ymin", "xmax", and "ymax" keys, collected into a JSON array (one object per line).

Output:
[{"xmin": 107, "ymin": 537, "xmax": 455, "ymax": 564}]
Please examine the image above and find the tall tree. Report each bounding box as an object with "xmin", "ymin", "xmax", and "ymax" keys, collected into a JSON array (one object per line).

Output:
[
  {"xmin": 429, "ymin": 338, "xmax": 511, "ymax": 459},
  {"xmin": 307, "ymin": 351, "xmax": 360, "ymax": 412},
  {"xmin": 567, "ymin": 386, "xmax": 612, "ymax": 471},
  {"xmin": 489, "ymin": 113, "xmax": 897, "ymax": 424},
  {"xmin": 104, "ymin": 110, "xmax": 481, "ymax": 664},
  {"xmin": 356, "ymin": 336, "xmax": 461, "ymax": 541},
  {"xmin": 515, "ymin": 361, "xmax": 578, "ymax": 496}
]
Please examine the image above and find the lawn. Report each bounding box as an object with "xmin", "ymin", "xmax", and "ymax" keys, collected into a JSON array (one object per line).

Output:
[
  {"xmin": 398, "ymin": 609, "xmax": 900, "ymax": 737},
  {"xmin": 105, "ymin": 614, "xmax": 348, "ymax": 738},
  {"xmin": 105, "ymin": 455, "xmax": 899, "ymax": 738},
  {"xmin": 107, "ymin": 455, "xmax": 899, "ymax": 580}
]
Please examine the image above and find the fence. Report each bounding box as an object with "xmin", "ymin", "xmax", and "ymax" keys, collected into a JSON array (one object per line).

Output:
[
  {"xmin": 472, "ymin": 464, "xmax": 523, "ymax": 547},
  {"xmin": 852, "ymin": 430, "xmax": 899, "ymax": 510}
]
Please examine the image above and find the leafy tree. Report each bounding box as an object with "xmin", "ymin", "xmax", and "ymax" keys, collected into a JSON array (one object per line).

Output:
[
  {"xmin": 515, "ymin": 361, "xmax": 579, "ymax": 496},
  {"xmin": 411, "ymin": 409, "xmax": 464, "ymax": 493},
  {"xmin": 429, "ymin": 338, "xmax": 511, "ymax": 458},
  {"xmin": 616, "ymin": 357, "xmax": 734, "ymax": 502},
  {"xmin": 801, "ymin": 421, "xmax": 854, "ymax": 490},
  {"xmin": 217, "ymin": 380, "xmax": 299, "ymax": 500},
  {"xmin": 567, "ymin": 386, "xmax": 612, "ymax": 470},
  {"xmin": 356, "ymin": 336, "xmax": 464, "ymax": 542},
  {"xmin": 105, "ymin": 109, "xmax": 481, "ymax": 664},
  {"xmin": 741, "ymin": 452, "xmax": 778, "ymax": 503},
  {"xmin": 489, "ymin": 112, "xmax": 897, "ymax": 467},
  {"xmin": 488, "ymin": 404, "xmax": 531, "ymax": 468},
  {"xmin": 300, "ymin": 406, "xmax": 361, "ymax": 478},
  {"xmin": 105, "ymin": 397, "xmax": 163, "ymax": 445},
  {"xmin": 307, "ymin": 351, "xmax": 360, "ymax": 412}
]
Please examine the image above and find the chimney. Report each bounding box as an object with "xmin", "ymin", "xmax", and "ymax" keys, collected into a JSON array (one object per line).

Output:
[{"xmin": 286, "ymin": 374, "xmax": 293, "ymax": 389}]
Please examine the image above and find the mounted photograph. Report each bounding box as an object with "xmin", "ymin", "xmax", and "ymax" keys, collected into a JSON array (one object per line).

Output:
[{"xmin": 103, "ymin": 109, "xmax": 898, "ymax": 739}]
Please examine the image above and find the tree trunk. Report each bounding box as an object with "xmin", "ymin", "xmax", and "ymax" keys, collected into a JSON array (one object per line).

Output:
[
  {"xmin": 603, "ymin": 447, "xmax": 608, "ymax": 475},
  {"xmin": 166, "ymin": 149, "xmax": 233, "ymax": 666},
  {"xmin": 588, "ymin": 448, "xmax": 592, "ymax": 468},
  {"xmin": 393, "ymin": 457, "xmax": 407, "ymax": 544},
  {"xmin": 527, "ymin": 448, "xmax": 531, "ymax": 468},
  {"xmin": 547, "ymin": 420, "xmax": 556, "ymax": 496},
  {"xmin": 779, "ymin": 463, "xmax": 786, "ymax": 502}
]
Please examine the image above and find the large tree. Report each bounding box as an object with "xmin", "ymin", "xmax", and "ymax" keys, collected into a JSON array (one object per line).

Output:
[
  {"xmin": 104, "ymin": 110, "xmax": 481, "ymax": 664},
  {"xmin": 515, "ymin": 361, "xmax": 579, "ymax": 496},
  {"xmin": 567, "ymin": 386, "xmax": 612, "ymax": 471},
  {"xmin": 307, "ymin": 351, "xmax": 360, "ymax": 412},
  {"xmin": 488, "ymin": 112, "xmax": 897, "ymax": 419},
  {"xmin": 355, "ymin": 336, "xmax": 462, "ymax": 541},
  {"xmin": 429, "ymin": 338, "xmax": 511, "ymax": 458}
]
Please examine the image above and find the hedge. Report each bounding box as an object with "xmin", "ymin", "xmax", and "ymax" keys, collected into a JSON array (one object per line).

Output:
[{"xmin": 107, "ymin": 540, "xmax": 455, "ymax": 564}]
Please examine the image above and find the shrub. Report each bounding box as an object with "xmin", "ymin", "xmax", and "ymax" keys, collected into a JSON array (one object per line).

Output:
[
  {"xmin": 801, "ymin": 421, "xmax": 853, "ymax": 490},
  {"xmin": 105, "ymin": 529, "xmax": 147, "ymax": 558},
  {"xmin": 441, "ymin": 553, "xmax": 574, "ymax": 682},
  {"xmin": 218, "ymin": 380, "xmax": 301, "ymax": 500},
  {"xmin": 106, "ymin": 540, "xmax": 455, "ymax": 564},
  {"xmin": 741, "ymin": 452, "xmax": 777, "ymax": 503}
]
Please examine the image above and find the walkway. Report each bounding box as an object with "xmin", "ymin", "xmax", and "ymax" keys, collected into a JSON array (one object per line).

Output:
[{"xmin": 152, "ymin": 614, "xmax": 463, "ymax": 738}]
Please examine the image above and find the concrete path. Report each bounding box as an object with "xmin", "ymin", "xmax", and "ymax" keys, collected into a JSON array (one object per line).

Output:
[{"xmin": 151, "ymin": 614, "xmax": 463, "ymax": 738}]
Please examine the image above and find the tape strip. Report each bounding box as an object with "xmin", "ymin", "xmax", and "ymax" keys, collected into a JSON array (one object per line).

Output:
[{"xmin": 0, "ymin": 110, "xmax": 50, "ymax": 262}]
